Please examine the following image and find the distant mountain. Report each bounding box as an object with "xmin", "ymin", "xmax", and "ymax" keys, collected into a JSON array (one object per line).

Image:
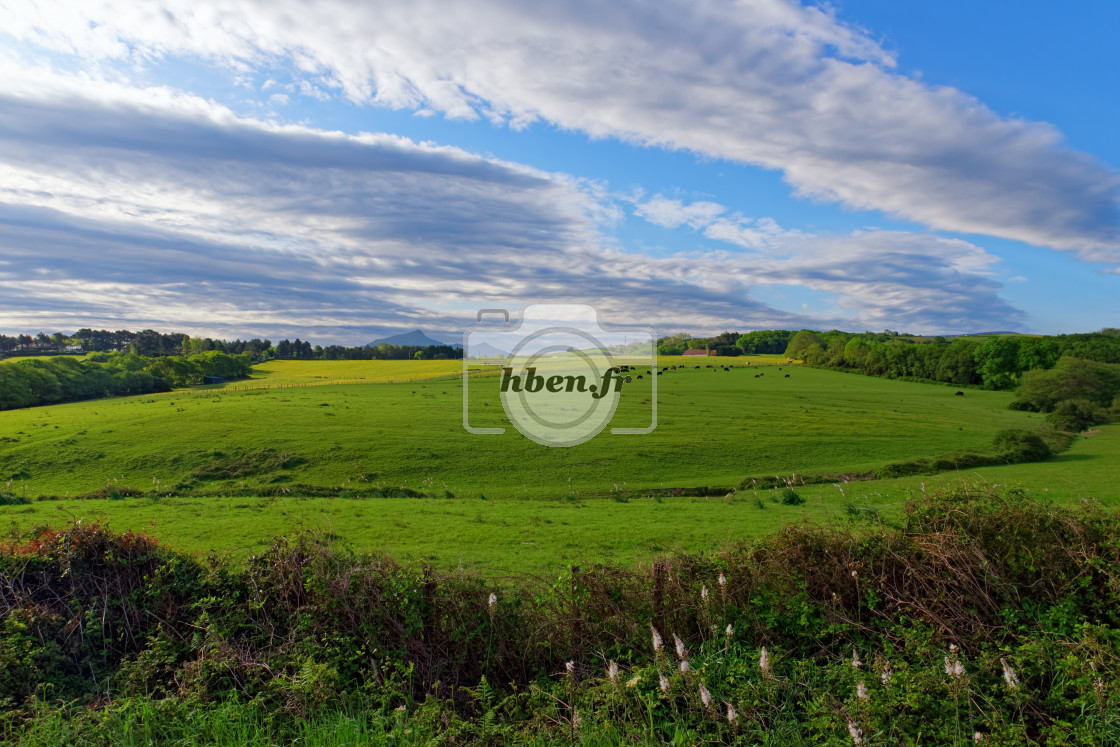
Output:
[
  {"xmin": 368, "ymin": 329, "xmax": 462, "ymax": 348},
  {"xmin": 942, "ymin": 331, "xmax": 1023, "ymax": 338},
  {"xmin": 466, "ymin": 341, "xmax": 510, "ymax": 359}
]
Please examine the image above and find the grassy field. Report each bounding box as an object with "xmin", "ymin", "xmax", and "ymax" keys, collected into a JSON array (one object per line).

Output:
[
  {"xmin": 218, "ymin": 358, "xmax": 470, "ymax": 388},
  {"xmin": 1, "ymin": 357, "xmax": 1043, "ymax": 497},
  {"xmin": 3, "ymin": 357, "xmax": 1115, "ymax": 573}
]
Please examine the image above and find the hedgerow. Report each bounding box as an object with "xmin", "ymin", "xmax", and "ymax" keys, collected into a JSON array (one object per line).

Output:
[{"xmin": 1, "ymin": 482, "xmax": 1119, "ymax": 744}]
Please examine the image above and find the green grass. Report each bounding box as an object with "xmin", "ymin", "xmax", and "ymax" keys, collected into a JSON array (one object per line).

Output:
[
  {"xmin": 1, "ymin": 359, "xmax": 1044, "ymax": 498},
  {"xmin": 218, "ymin": 358, "xmax": 470, "ymax": 388},
  {"xmin": 4, "ymin": 358, "xmax": 1106, "ymax": 573}
]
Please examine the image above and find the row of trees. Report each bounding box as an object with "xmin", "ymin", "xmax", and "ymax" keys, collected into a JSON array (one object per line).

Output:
[
  {"xmin": 0, "ymin": 329, "xmax": 272, "ymax": 358},
  {"xmin": 781, "ymin": 329, "xmax": 1120, "ymax": 390},
  {"xmin": 2, "ymin": 328, "xmax": 462, "ymax": 362},
  {"xmin": 275, "ymin": 339, "xmax": 462, "ymax": 361},
  {"xmin": 0, "ymin": 352, "xmax": 252, "ymax": 411},
  {"xmin": 656, "ymin": 332, "xmax": 745, "ymax": 357}
]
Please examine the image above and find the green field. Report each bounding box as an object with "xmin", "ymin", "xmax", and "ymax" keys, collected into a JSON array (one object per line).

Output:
[{"xmin": 3, "ymin": 358, "xmax": 1115, "ymax": 573}]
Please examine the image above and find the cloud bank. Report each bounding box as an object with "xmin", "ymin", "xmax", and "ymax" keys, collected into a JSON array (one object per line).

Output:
[
  {"xmin": 4, "ymin": 0, "xmax": 1118, "ymax": 256},
  {"xmin": 0, "ymin": 70, "xmax": 1024, "ymax": 340}
]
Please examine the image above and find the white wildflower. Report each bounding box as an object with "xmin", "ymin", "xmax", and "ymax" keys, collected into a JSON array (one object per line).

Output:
[
  {"xmin": 565, "ymin": 660, "xmax": 575, "ymax": 676},
  {"xmin": 674, "ymin": 633, "xmax": 687, "ymax": 660},
  {"xmin": 848, "ymin": 721, "xmax": 864, "ymax": 745},
  {"xmin": 627, "ymin": 674, "xmax": 642, "ymax": 688},
  {"xmin": 852, "ymin": 647, "xmax": 862, "ymax": 669},
  {"xmin": 718, "ymin": 572, "xmax": 727, "ymax": 587},
  {"xmin": 726, "ymin": 702, "xmax": 738, "ymax": 724},
  {"xmin": 760, "ymin": 646, "xmax": 771, "ymax": 675},
  {"xmin": 851, "ymin": 570, "xmax": 858, "ymax": 578},
  {"xmin": 699, "ymin": 683, "xmax": 712, "ymax": 707},
  {"xmin": 701, "ymin": 585, "xmax": 709, "ymax": 601},
  {"xmin": 607, "ymin": 660, "xmax": 619, "ymax": 684},
  {"xmin": 725, "ymin": 623, "xmax": 734, "ymax": 637},
  {"xmin": 857, "ymin": 681, "xmax": 868, "ymax": 699},
  {"xmin": 488, "ymin": 592, "xmax": 497, "ymax": 608},
  {"xmin": 881, "ymin": 663, "xmax": 893, "ymax": 687},
  {"xmin": 954, "ymin": 660, "xmax": 965, "ymax": 678},
  {"xmin": 651, "ymin": 625, "xmax": 663, "ymax": 653},
  {"xmin": 1000, "ymin": 658, "xmax": 1019, "ymax": 688},
  {"xmin": 572, "ymin": 707, "xmax": 581, "ymax": 731},
  {"xmin": 659, "ymin": 670, "xmax": 670, "ymax": 692},
  {"xmin": 973, "ymin": 733, "xmax": 985, "ymax": 743},
  {"xmin": 949, "ymin": 643, "xmax": 958, "ymax": 654},
  {"xmin": 679, "ymin": 660, "xmax": 691, "ymax": 674}
]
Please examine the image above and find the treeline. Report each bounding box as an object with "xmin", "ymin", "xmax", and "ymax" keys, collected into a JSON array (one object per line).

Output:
[
  {"xmin": 0, "ymin": 352, "xmax": 252, "ymax": 411},
  {"xmin": 275, "ymin": 339, "xmax": 462, "ymax": 361},
  {"xmin": 782, "ymin": 329, "xmax": 1120, "ymax": 390},
  {"xmin": 2, "ymin": 328, "xmax": 460, "ymax": 362},
  {"xmin": 0, "ymin": 329, "xmax": 272, "ymax": 358}
]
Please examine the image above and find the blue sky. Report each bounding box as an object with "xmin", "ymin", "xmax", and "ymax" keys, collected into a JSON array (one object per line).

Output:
[{"xmin": 0, "ymin": 0, "xmax": 1116, "ymax": 343}]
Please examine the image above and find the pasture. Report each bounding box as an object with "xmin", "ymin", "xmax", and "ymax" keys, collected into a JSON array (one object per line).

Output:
[{"xmin": 2, "ymin": 357, "xmax": 1115, "ymax": 572}]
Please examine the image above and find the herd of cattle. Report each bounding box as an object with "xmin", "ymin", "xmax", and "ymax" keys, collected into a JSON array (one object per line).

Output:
[{"xmin": 617, "ymin": 363, "xmax": 794, "ymax": 380}]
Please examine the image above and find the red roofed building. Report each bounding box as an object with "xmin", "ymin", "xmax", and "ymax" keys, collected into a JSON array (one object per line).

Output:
[{"xmin": 682, "ymin": 348, "xmax": 716, "ymax": 356}]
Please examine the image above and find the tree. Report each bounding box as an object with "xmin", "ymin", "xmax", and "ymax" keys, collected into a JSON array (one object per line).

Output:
[
  {"xmin": 784, "ymin": 330, "xmax": 822, "ymax": 360},
  {"xmin": 736, "ymin": 330, "xmax": 794, "ymax": 355},
  {"xmin": 1017, "ymin": 338, "xmax": 1060, "ymax": 372},
  {"xmin": 935, "ymin": 339, "xmax": 981, "ymax": 386},
  {"xmin": 973, "ymin": 337, "xmax": 1022, "ymax": 390}
]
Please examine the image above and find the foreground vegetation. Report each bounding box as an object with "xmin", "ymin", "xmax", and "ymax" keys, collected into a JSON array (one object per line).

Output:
[{"xmin": 2, "ymin": 484, "xmax": 1119, "ymax": 745}]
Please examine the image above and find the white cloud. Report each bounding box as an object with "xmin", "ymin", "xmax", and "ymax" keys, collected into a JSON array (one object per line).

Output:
[
  {"xmin": 0, "ymin": 67, "xmax": 1024, "ymax": 340},
  {"xmin": 2, "ymin": 0, "xmax": 1117, "ymax": 255},
  {"xmin": 633, "ymin": 196, "xmax": 726, "ymax": 230}
]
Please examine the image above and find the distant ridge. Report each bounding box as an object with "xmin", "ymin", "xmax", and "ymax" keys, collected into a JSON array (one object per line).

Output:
[
  {"xmin": 942, "ymin": 330, "xmax": 1022, "ymax": 337},
  {"xmin": 466, "ymin": 341, "xmax": 510, "ymax": 359},
  {"xmin": 368, "ymin": 329, "xmax": 462, "ymax": 348}
]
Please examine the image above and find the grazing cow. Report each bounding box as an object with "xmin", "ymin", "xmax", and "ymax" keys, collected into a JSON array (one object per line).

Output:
[
  {"xmin": 784, "ymin": 374, "xmax": 790, "ymax": 378},
  {"xmin": 694, "ymin": 366, "xmax": 700, "ymax": 369},
  {"xmin": 778, "ymin": 368, "xmax": 782, "ymax": 371},
  {"xmin": 754, "ymin": 374, "xmax": 760, "ymax": 378},
  {"xmin": 955, "ymin": 391, "xmax": 964, "ymax": 396},
  {"xmin": 636, "ymin": 375, "xmax": 643, "ymax": 380},
  {"xmin": 657, "ymin": 371, "xmax": 663, "ymax": 375}
]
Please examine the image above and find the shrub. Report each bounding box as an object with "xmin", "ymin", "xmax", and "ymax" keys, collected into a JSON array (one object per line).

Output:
[
  {"xmin": 1047, "ymin": 398, "xmax": 1102, "ymax": 432},
  {"xmin": 777, "ymin": 487, "xmax": 804, "ymax": 505},
  {"xmin": 992, "ymin": 429, "xmax": 1052, "ymax": 462}
]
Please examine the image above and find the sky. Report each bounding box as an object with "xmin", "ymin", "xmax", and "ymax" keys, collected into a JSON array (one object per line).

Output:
[{"xmin": 0, "ymin": 0, "xmax": 1117, "ymax": 344}]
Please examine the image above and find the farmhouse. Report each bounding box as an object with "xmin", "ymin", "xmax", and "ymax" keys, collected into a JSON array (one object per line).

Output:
[{"xmin": 682, "ymin": 348, "xmax": 716, "ymax": 357}]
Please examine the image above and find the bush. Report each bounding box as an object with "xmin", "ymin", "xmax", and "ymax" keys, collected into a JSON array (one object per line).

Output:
[
  {"xmin": 992, "ymin": 429, "xmax": 1052, "ymax": 462},
  {"xmin": 1048, "ymin": 398, "xmax": 1101, "ymax": 432},
  {"xmin": 776, "ymin": 487, "xmax": 804, "ymax": 505}
]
